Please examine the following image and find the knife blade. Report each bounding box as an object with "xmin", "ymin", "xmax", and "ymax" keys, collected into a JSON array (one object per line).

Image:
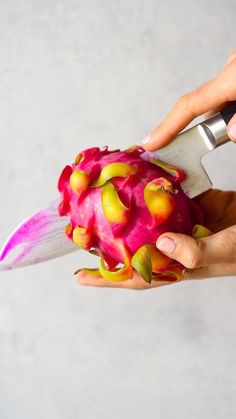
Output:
[
  {"xmin": 0, "ymin": 102, "xmax": 235, "ymax": 271},
  {"xmin": 141, "ymin": 101, "xmax": 236, "ymax": 198}
]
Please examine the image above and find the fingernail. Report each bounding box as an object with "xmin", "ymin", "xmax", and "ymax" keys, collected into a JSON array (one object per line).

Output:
[
  {"xmin": 156, "ymin": 237, "xmax": 176, "ymax": 254},
  {"xmin": 142, "ymin": 134, "xmax": 151, "ymax": 144},
  {"xmin": 229, "ymin": 123, "xmax": 236, "ymax": 140}
]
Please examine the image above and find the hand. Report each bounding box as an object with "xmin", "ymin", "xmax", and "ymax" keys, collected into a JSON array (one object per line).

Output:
[
  {"xmin": 140, "ymin": 50, "xmax": 236, "ymax": 282},
  {"xmin": 76, "ymin": 189, "xmax": 236, "ymax": 289},
  {"xmin": 76, "ymin": 51, "xmax": 236, "ymax": 290},
  {"xmin": 142, "ymin": 50, "xmax": 236, "ymax": 149},
  {"xmin": 156, "ymin": 189, "xmax": 236, "ymax": 280}
]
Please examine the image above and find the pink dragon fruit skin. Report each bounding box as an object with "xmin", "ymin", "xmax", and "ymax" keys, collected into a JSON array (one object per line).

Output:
[{"xmin": 57, "ymin": 146, "xmax": 211, "ymax": 283}]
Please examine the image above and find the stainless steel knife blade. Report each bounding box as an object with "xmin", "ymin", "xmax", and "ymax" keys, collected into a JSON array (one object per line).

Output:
[{"xmin": 143, "ymin": 112, "xmax": 230, "ymax": 198}]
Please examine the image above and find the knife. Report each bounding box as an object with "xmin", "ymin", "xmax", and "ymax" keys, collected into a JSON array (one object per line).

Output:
[
  {"xmin": 145, "ymin": 100, "xmax": 236, "ymax": 199},
  {"xmin": 0, "ymin": 101, "xmax": 235, "ymax": 271}
]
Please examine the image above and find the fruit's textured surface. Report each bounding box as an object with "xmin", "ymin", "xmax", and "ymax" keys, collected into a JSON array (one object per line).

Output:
[{"xmin": 57, "ymin": 146, "xmax": 211, "ymax": 283}]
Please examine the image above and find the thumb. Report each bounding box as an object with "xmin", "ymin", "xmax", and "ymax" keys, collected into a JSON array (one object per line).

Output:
[
  {"xmin": 227, "ymin": 113, "xmax": 236, "ymax": 143},
  {"xmin": 156, "ymin": 227, "xmax": 236, "ymax": 269}
]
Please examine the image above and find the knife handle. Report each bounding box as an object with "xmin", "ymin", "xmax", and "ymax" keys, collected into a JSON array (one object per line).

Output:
[
  {"xmin": 201, "ymin": 101, "xmax": 236, "ymax": 149},
  {"xmin": 220, "ymin": 101, "xmax": 236, "ymax": 125}
]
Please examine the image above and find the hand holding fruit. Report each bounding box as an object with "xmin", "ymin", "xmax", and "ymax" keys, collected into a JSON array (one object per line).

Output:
[
  {"xmin": 77, "ymin": 189, "xmax": 236, "ymax": 288},
  {"xmin": 59, "ymin": 51, "xmax": 236, "ymax": 290},
  {"xmin": 140, "ymin": 50, "xmax": 236, "ymax": 284}
]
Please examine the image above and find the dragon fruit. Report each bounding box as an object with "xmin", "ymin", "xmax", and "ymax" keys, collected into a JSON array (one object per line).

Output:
[{"xmin": 57, "ymin": 146, "xmax": 211, "ymax": 283}]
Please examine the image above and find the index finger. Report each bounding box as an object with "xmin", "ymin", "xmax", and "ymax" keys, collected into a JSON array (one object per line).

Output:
[
  {"xmin": 142, "ymin": 75, "xmax": 228, "ymax": 151},
  {"xmin": 76, "ymin": 270, "xmax": 175, "ymax": 290}
]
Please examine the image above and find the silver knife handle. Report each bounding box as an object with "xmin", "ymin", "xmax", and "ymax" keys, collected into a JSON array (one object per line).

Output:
[
  {"xmin": 200, "ymin": 113, "xmax": 229, "ymax": 150},
  {"xmin": 200, "ymin": 101, "xmax": 236, "ymax": 150}
]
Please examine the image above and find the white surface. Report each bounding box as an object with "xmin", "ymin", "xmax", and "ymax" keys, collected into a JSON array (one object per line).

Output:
[{"xmin": 0, "ymin": 1, "xmax": 236, "ymax": 418}]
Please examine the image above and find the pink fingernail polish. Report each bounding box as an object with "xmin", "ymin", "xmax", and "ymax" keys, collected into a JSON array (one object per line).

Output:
[
  {"xmin": 142, "ymin": 134, "xmax": 151, "ymax": 144},
  {"xmin": 156, "ymin": 237, "xmax": 176, "ymax": 254}
]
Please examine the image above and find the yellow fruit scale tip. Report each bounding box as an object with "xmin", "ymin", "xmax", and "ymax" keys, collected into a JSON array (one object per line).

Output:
[{"xmin": 70, "ymin": 170, "xmax": 90, "ymax": 193}]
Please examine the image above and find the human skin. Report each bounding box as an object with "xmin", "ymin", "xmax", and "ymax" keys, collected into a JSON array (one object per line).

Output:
[{"xmin": 76, "ymin": 51, "xmax": 236, "ymax": 290}]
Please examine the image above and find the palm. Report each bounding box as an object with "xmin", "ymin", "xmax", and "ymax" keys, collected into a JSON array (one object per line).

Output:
[{"xmin": 194, "ymin": 189, "xmax": 236, "ymax": 232}]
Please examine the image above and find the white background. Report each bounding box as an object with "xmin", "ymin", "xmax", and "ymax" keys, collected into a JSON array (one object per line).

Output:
[{"xmin": 0, "ymin": 1, "xmax": 236, "ymax": 418}]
